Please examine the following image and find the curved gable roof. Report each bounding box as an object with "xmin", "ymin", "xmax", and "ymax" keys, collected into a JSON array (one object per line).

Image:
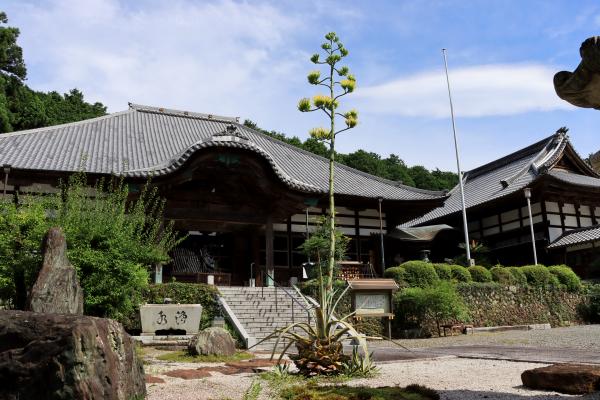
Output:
[{"xmin": 0, "ymin": 103, "xmax": 445, "ymax": 202}]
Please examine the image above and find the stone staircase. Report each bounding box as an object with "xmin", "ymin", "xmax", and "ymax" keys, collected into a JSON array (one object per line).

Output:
[{"xmin": 217, "ymin": 286, "xmax": 314, "ymax": 352}]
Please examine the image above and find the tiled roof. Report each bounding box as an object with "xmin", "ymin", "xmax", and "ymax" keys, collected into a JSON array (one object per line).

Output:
[
  {"xmin": 548, "ymin": 224, "xmax": 600, "ymax": 249},
  {"xmin": 0, "ymin": 104, "xmax": 445, "ymax": 201},
  {"xmin": 548, "ymin": 170, "xmax": 600, "ymax": 188},
  {"xmin": 405, "ymin": 130, "xmax": 600, "ymax": 227}
]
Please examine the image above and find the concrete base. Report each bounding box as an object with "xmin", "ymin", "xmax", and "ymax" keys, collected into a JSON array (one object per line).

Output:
[{"xmin": 133, "ymin": 334, "xmax": 193, "ymax": 346}]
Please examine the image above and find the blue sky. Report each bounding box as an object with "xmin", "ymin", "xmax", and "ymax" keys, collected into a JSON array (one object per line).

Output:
[{"xmin": 3, "ymin": 0, "xmax": 599, "ymax": 171}]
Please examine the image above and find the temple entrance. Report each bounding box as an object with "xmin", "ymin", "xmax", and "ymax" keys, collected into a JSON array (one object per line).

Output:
[
  {"xmin": 154, "ymin": 148, "xmax": 313, "ymax": 286},
  {"xmin": 167, "ymin": 230, "xmax": 257, "ymax": 286}
]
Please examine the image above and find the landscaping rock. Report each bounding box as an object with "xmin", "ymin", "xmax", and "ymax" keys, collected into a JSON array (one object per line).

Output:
[
  {"xmin": 164, "ymin": 369, "xmax": 212, "ymax": 379},
  {"xmin": 0, "ymin": 310, "xmax": 146, "ymax": 400},
  {"xmin": 521, "ymin": 363, "xmax": 600, "ymax": 394},
  {"xmin": 145, "ymin": 375, "xmax": 166, "ymax": 384},
  {"xmin": 188, "ymin": 327, "xmax": 236, "ymax": 356},
  {"xmin": 27, "ymin": 227, "xmax": 84, "ymax": 315}
]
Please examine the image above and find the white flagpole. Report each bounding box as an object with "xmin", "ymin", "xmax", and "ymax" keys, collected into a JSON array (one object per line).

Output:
[{"xmin": 442, "ymin": 48, "xmax": 472, "ymax": 263}]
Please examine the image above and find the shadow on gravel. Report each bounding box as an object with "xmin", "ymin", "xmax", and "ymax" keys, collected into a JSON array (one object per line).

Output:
[{"xmin": 437, "ymin": 388, "xmax": 599, "ymax": 399}]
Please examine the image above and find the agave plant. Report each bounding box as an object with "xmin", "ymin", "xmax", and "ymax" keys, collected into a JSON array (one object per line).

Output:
[
  {"xmin": 257, "ymin": 270, "xmax": 371, "ymax": 376},
  {"xmin": 342, "ymin": 345, "xmax": 378, "ymax": 377}
]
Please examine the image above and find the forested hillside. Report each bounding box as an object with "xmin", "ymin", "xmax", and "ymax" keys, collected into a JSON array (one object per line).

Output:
[
  {"xmin": 0, "ymin": 11, "xmax": 106, "ymax": 133},
  {"xmin": 244, "ymin": 120, "xmax": 458, "ymax": 191}
]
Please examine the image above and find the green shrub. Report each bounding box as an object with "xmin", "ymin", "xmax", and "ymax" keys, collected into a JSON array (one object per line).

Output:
[
  {"xmin": 394, "ymin": 282, "xmax": 469, "ymax": 336},
  {"xmin": 468, "ymin": 266, "xmax": 492, "ymax": 282},
  {"xmin": 521, "ymin": 265, "xmax": 559, "ymax": 287},
  {"xmin": 490, "ymin": 266, "xmax": 513, "ymax": 285},
  {"xmin": 507, "ymin": 267, "xmax": 527, "ymax": 286},
  {"xmin": 383, "ymin": 266, "xmax": 406, "ymax": 284},
  {"xmin": 548, "ymin": 265, "xmax": 581, "ymax": 292},
  {"xmin": 433, "ymin": 264, "xmax": 452, "ymax": 280},
  {"xmin": 579, "ymin": 284, "xmax": 600, "ymax": 323},
  {"xmin": 449, "ymin": 265, "xmax": 472, "ymax": 282},
  {"xmin": 399, "ymin": 261, "xmax": 439, "ymax": 288},
  {"xmin": 0, "ymin": 174, "xmax": 182, "ymax": 319}
]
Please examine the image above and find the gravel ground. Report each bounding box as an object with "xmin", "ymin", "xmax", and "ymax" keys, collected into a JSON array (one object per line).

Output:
[
  {"xmin": 349, "ymin": 358, "xmax": 599, "ymax": 400},
  {"xmin": 144, "ymin": 327, "xmax": 600, "ymax": 399},
  {"xmin": 145, "ymin": 357, "xmax": 599, "ymax": 400},
  {"xmin": 369, "ymin": 325, "xmax": 600, "ymax": 350}
]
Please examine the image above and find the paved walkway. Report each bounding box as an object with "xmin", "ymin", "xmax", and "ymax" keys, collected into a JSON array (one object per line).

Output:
[
  {"xmin": 370, "ymin": 345, "xmax": 600, "ymax": 365},
  {"xmin": 367, "ymin": 325, "xmax": 600, "ymax": 364}
]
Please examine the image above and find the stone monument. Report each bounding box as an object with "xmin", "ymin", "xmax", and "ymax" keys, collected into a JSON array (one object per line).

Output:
[
  {"xmin": 554, "ymin": 36, "xmax": 600, "ymax": 109},
  {"xmin": 27, "ymin": 227, "xmax": 84, "ymax": 314}
]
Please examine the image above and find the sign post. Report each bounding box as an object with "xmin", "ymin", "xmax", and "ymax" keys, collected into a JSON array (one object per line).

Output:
[{"xmin": 348, "ymin": 279, "xmax": 399, "ymax": 339}]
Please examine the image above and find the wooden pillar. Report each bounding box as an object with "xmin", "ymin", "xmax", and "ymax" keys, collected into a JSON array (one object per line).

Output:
[
  {"xmin": 251, "ymin": 230, "xmax": 260, "ymax": 284},
  {"xmin": 266, "ymin": 216, "xmax": 274, "ymax": 286}
]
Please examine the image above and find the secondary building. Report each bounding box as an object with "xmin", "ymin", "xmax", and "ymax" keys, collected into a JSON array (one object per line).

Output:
[{"xmin": 402, "ymin": 129, "xmax": 600, "ymax": 277}]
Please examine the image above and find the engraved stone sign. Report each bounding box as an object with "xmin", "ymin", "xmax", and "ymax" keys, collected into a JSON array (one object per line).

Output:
[{"xmin": 140, "ymin": 304, "xmax": 203, "ymax": 335}]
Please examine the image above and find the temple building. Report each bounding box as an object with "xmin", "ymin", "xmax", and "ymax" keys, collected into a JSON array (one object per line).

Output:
[
  {"xmin": 401, "ymin": 129, "xmax": 600, "ymax": 277},
  {"xmin": 0, "ymin": 104, "xmax": 446, "ymax": 285}
]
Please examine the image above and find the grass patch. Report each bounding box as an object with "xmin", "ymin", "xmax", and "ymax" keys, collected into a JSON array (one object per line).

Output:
[
  {"xmin": 156, "ymin": 350, "xmax": 253, "ymax": 363},
  {"xmin": 280, "ymin": 383, "xmax": 439, "ymax": 400},
  {"xmin": 261, "ymin": 370, "xmax": 351, "ymax": 387}
]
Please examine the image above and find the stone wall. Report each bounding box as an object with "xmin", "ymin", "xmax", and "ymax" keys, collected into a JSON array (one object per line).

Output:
[{"xmin": 457, "ymin": 283, "xmax": 586, "ymax": 328}]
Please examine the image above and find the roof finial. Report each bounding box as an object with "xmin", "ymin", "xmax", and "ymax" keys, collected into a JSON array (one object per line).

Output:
[{"xmin": 556, "ymin": 126, "xmax": 569, "ymax": 139}]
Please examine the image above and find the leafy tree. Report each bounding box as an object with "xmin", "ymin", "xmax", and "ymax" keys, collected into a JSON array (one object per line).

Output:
[
  {"xmin": 0, "ymin": 11, "xmax": 26, "ymax": 80},
  {"xmin": 0, "ymin": 11, "xmax": 106, "ymax": 133},
  {"xmin": 0, "ymin": 174, "xmax": 181, "ymax": 321},
  {"xmin": 298, "ymin": 31, "xmax": 358, "ymax": 292}
]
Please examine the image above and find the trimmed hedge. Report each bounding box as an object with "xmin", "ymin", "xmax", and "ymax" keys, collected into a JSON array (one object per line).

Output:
[
  {"xmin": 433, "ymin": 264, "xmax": 452, "ymax": 280},
  {"xmin": 521, "ymin": 265, "xmax": 559, "ymax": 287},
  {"xmin": 468, "ymin": 266, "xmax": 492, "ymax": 282},
  {"xmin": 548, "ymin": 265, "xmax": 582, "ymax": 292},
  {"xmin": 450, "ymin": 265, "xmax": 472, "ymax": 282},
  {"xmin": 399, "ymin": 261, "xmax": 439, "ymax": 288},
  {"xmin": 383, "ymin": 266, "xmax": 406, "ymax": 284},
  {"xmin": 490, "ymin": 266, "xmax": 513, "ymax": 284},
  {"xmin": 507, "ymin": 267, "xmax": 528, "ymax": 286}
]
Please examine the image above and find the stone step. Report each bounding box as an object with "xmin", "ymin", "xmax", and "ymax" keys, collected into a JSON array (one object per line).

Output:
[{"xmin": 219, "ymin": 287, "xmax": 314, "ymax": 350}]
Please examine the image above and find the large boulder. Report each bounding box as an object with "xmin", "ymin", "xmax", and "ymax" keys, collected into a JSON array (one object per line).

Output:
[
  {"xmin": 27, "ymin": 227, "xmax": 84, "ymax": 315},
  {"xmin": 0, "ymin": 310, "xmax": 146, "ymax": 400},
  {"xmin": 521, "ymin": 363, "xmax": 600, "ymax": 394},
  {"xmin": 188, "ymin": 327, "xmax": 236, "ymax": 356}
]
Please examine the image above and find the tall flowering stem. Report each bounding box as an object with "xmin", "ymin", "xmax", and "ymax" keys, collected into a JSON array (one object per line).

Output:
[{"xmin": 298, "ymin": 32, "xmax": 358, "ymax": 296}]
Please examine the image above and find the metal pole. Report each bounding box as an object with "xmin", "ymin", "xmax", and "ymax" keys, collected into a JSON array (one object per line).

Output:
[
  {"xmin": 525, "ymin": 189, "xmax": 538, "ymax": 265},
  {"xmin": 378, "ymin": 197, "xmax": 385, "ymax": 271},
  {"xmin": 442, "ymin": 49, "xmax": 471, "ymax": 263}
]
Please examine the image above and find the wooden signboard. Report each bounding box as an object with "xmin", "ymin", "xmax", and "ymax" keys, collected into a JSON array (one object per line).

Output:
[{"xmin": 348, "ymin": 279, "xmax": 399, "ymax": 319}]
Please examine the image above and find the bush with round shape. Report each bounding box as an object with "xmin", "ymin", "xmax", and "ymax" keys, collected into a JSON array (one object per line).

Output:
[
  {"xmin": 467, "ymin": 265, "xmax": 492, "ymax": 282},
  {"xmin": 521, "ymin": 265, "xmax": 559, "ymax": 287},
  {"xmin": 433, "ymin": 264, "xmax": 452, "ymax": 280},
  {"xmin": 548, "ymin": 265, "xmax": 581, "ymax": 292},
  {"xmin": 449, "ymin": 265, "xmax": 472, "ymax": 282},
  {"xmin": 383, "ymin": 266, "xmax": 406, "ymax": 285},
  {"xmin": 394, "ymin": 282, "xmax": 469, "ymax": 337},
  {"xmin": 490, "ymin": 266, "xmax": 513, "ymax": 285},
  {"xmin": 399, "ymin": 261, "xmax": 439, "ymax": 288},
  {"xmin": 507, "ymin": 267, "xmax": 527, "ymax": 286}
]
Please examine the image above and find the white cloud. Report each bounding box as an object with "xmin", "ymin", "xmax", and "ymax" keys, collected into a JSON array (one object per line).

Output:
[
  {"xmin": 9, "ymin": 0, "xmax": 308, "ymax": 120},
  {"xmin": 354, "ymin": 63, "xmax": 573, "ymax": 118}
]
